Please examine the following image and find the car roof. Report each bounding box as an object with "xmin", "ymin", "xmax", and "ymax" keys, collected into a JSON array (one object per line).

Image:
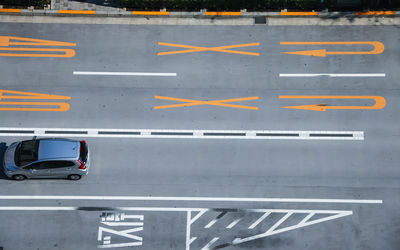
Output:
[{"xmin": 38, "ymin": 138, "xmax": 80, "ymax": 161}]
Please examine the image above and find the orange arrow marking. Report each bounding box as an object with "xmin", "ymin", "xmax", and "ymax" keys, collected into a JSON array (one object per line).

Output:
[
  {"xmin": 154, "ymin": 96, "xmax": 259, "ymax": 110},
  {"xmin": 280, "ymin": 41, "xmax": 384, "ymax": 57},
  {"xmin": 158, "ymin": 42, "xmax": 260, "ymax": 56},
  {"xmin": 0, "ymin": 36, "xmax": 76, "ymax": 57},
  {"xmin": 279, "ymin": 96, "xmax": 386, "ymax": 111},
  {"xmin": 0, "ymin": 90, "xmax": 71, "ymax": 111}
]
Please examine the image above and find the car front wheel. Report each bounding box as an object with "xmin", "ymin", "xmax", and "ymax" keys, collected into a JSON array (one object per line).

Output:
[
  {"xmin": 68, "ymin": 174, "xmax": 81, "ymax": 181},
  {"xmin": 12, "ymin": 175, "xmax": 27, "ymax": 181}
]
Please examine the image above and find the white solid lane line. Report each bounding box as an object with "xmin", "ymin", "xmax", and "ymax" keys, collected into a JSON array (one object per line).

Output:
[
  {"xmin": 279, "ymin": 73, "xmax": 385, "ymax": 77},
  {"xmin": 0, "ymin": 127, "xmax": 364, "ymax": 140},
  {"xmin": 73, "ymin": 71, "xmax": 177, "ymax": 76},
  {"xmin": 0, "ymin": 195, "xmax": 383, "ymax": 204}
]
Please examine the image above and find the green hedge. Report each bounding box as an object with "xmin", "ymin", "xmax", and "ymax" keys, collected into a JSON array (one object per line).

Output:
[
  {"xmin": 118, "ymin": 0, "xmax": 400, "ymax": 11},
  {"xmin": 0, "ymin": 0, "xmax": 398, "ymax": 10},
  {"xmin": 0, "ymin": 0, "xmax": 50, "ymax": 8},
  {"xmin": 118, "ymin": 0, "xmax": 322, "ymax": 11}
]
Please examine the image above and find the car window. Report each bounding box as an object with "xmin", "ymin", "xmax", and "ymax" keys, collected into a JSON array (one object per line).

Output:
[
  {"xmin": 23, "ymin": 162, "xmax": 41, "ymax": 170},
  {"xmin": 15, "ymin": 140, "xmax": 39, "ymax": 166},
  {"xmin": 40, "ymin": 161, "xmax": 75, "ymax": 169}
]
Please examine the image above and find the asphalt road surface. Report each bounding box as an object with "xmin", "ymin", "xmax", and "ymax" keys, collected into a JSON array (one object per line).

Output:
[{"xmin": 0, "ymin": 22, "xmax": 399, "ymax": 250}]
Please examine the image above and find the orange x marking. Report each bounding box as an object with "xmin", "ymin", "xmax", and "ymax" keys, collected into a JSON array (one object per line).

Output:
[
  {"xmin": 280, "ymin": 41, "xmax": 384, "ymax": 57},
  {"xmin": 154, "ymin": 96, "xmax": 259, "ymax": 110},
  {"xmin": 0, "ymin": 90, "xmax": 71, "ymax": 111},
  {"xmin": 0, "ymin": 36, "xmax": 76, "ymax": 58},
  {"xmin": 157, "ymin": 42, "xmax": 260, "ymax": 56}
]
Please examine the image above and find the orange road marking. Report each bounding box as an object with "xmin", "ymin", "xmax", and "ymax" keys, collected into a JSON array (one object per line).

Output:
[
  {"xmin": 0, "ymin": 36, "xmax": 76, "ymax": 58},
  {"xmin": 0, "ymin": 9, "xmax": 20, "ymax": 13},
  {"xmin": 0, "ymin": 102, "xmax": 70, "ymax": 111},
  {"xmin": 206, "ymin": 12, "xmax": 242, "ymax": 16},
  {"xmin": 356, "ymin": 11, "xmax": 395, "ymax": 15},
  {"xmin": 0, "ymin": 48, "xmax": 76, "ymax": 57},
  {"xmin": 58, "ymin": 10, "xmax": 95, "ymax": 14},
  {"xmin": 0, "ymin": 90, "xmax": 71, "ymax": 112},
  {"xmin": 280, "ymin": 41, "xmax": 384, "ymax": 57},
  {"xmin": 132, "ymin": 11, "xmax": 170, "ymax": 15},
  {"xmin": 158, "ymin": 42, "xmax": 260, "ymax": 56},
  {"xmin": 279, "ymin": 95, "xmax": 386, "ymax": 111},
  {"xmin": 280, "ymin": 12, "xmax": 318, "ymax": 16},
  {"xmin": 154, "ymin": 96, "xmax": 259, "ymax": 110}
]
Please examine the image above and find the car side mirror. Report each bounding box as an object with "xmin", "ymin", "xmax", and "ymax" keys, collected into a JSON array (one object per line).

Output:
[{"xmin": 32, "ymin": 136, "xmax": 37, "ymax": 140}]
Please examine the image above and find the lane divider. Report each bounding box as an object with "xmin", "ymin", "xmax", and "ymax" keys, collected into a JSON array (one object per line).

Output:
[
  {"xmin": 356, "ymin": 11, "xmax": 395, "ymax": 15},
  {"xmin": 279, "ymin": 73, "xmax": 386, "ymax": 77},
  {"xmin": 0, "ymin": 195, "xmax": 382, "ymax": 203},
  {"xmin": 132, "ymin": 11, "xmax": 169, "ymax": 15},
  {"xmin": 0, "ymin": 127, "xmax": 364, "ymax": 140},
  {"xmin": 58, "ymin": 10, "xmax": 95, "ymax": 14},
  {"xmin": 280, "ymin": 12, "xmax": 318, "ymax": 16},
  {"xmin": 0, "ymin": 8, "xmax": 20, "ymax": 13},
  {"xmin": 73, "ymin": 71, "xmax": 177, "ymax": 76},
  {"xmin": 206, "ymin": 12, "xmax": 242, "ymax": 16}
]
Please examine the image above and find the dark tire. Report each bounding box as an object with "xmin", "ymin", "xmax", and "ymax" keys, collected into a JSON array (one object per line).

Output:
[
  {"xmin": 68, "ymin": 174, "xmax": 81, "ymax": 181},
  {"xmin": 12, "ymin": 175, "xmax": 27, "ymax": 181}
]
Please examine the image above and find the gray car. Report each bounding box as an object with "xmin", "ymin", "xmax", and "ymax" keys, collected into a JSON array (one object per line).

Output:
[{"xmin": 3, "ymin": 138, "xmax": 90, "ymax": 181}]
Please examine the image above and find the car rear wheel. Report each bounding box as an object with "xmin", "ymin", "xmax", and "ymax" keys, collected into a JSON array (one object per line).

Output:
[
  {"xmin": 68, "ymin": 174, "xmax": 81, "ymax": 180},
  {"xmin": 12, "ymin": 175, "xmax": 27, "ymax": 181}
]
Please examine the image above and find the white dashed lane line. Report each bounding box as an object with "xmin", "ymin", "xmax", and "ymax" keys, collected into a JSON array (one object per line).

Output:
[
  {"xmin": 279, "ymin": 73, "xmax": 386, "ymax": 77},
  {"xmin": 73, "ymin": 71, "xmax": 177, "ymax": 76},
  {"xmin": 0, "ymin": 127, "xmax": 364, "ymax": 140}
]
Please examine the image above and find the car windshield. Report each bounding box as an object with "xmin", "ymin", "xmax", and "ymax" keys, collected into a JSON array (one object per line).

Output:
[{"xmin": 15, "ymin": 140, "xmax": 40, "ymax": 166}]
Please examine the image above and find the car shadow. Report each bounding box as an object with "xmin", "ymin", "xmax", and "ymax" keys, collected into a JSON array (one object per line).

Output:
[{"xmin": 0, "ymin": 143, "xmax": 9, "ymax": 179}]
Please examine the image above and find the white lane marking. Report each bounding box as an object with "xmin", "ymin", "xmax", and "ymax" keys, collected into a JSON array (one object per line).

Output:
[
  {"xmin": 226, "ymin": 218, "xmax": 242, "ymax": 229},
  {"xmin": 298, "ymin": 213, "xmax": 315, "ymax": 225},
  {"xmin": 0, "ymin": 206, "xmax": 357, "ymax": 215},
  {"xmin": 205, "ymin": 218, "xmax": 218, "ymax": 228},
  {"xmin": 279, "ymin": 73, "xmax": 386, "ymax": 77},
  {"xmin": 98, "ymin": 242, "xmax": 142, "ymax": 248},
  {"xmin": 73, "ymin": 71, "xmax": 177, "ymax": 76},
  {"xmin": 0, "ymin": 196, "xmax": 382, "ymax": 204},
  {"xmin": 122, "ymin": 214, "xmax": 144, "ymax": 220},
  {"xmin": 189, "ymin": 237, "xmax": 197, "ymax": 245},
  {"xmin": 100, "ymin": 222, "xmax": 144, "ymax": 227},
  {"xmin": 190, "ymin": 210, "xmax": 208, "ymax": 224},
  {"xmin": 201, "ymin": 237, "xmax": 219, "ymax": 250},
  {"xmin": 0, "ymin": 127, "xmax": 364, "ymax": 140},
  {"xmin": 0, "ymin": 206, "xmax": 77, "ymax": 211},
  {"xmin": 248, "ymin": 211, "xmax": 271, "ymax": 229},
  {"xmin": 266, "ymin": 212, "xmax": 293, "ymax": 233},
  {"xmin": 186, "ymin": 211, "xmax": 191, "ymax": 250},
  {"xmin": 0, "ymin": 205, "xmax": 354, "ymax": 246},
  {"xmin": 0, "ymin": 206, "xmax": 205, "ymax": 212},
  {"xmin": 233, "ymin": 210, "xmax": 353, "ymax": 245}
]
